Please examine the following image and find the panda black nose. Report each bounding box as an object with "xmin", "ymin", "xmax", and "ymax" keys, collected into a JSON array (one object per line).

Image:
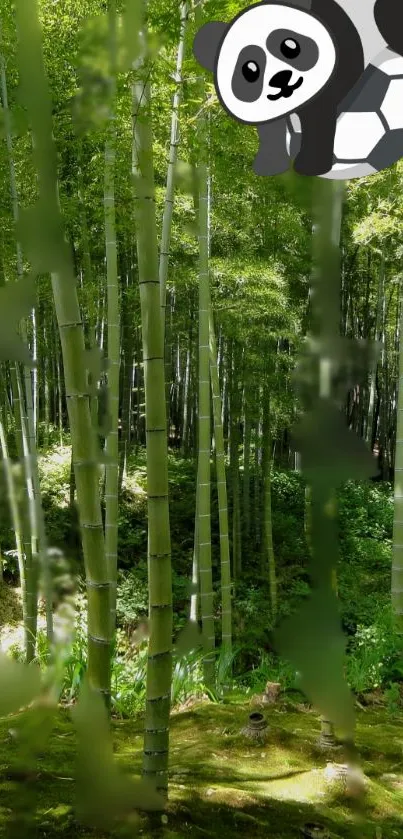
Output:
[{"xmin": 269, "ymin": 69, "xmax": 293, "ymax": 90}]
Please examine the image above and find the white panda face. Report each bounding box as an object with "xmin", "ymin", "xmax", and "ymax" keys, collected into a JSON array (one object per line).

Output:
[{"xmin": 216, "ymin": 4, "xmax": 337, "ymax": 124}]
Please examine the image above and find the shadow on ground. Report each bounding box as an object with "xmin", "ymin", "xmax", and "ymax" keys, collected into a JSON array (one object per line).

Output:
[{"xmin": 0, "ymin": 700, "xmax": 401, "ymax": 838}]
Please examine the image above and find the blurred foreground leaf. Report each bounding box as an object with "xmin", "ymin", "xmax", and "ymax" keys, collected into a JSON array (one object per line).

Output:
[
  {"xmin": 0, "ymin": 654, "xmax": 42, "ymax": 716},
  {"xmin": 175, "ymin": 620, "xmax": 202, "ymax": 656},
  {"xmin": 0, "ymin": 275, "xmax": 36, "ymax": 365},
  {"xmin": 292, "ymin": 400, "xmax": 377, "ymax": 493},
  {"xmin": 72, "ymin": 680, "xmax": 165, "ymax": 828},
  {"xmin": 275, "ymin": 589, "xmax": 355, "ymax": 737}
]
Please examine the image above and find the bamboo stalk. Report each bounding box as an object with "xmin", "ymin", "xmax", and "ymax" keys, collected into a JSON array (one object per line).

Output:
[
  {"xmin": 392, "ymin": 276, "xmax": 403, "ymax": 634},
  {"xmin": 194, "ymin": 1, "xmax": 215, "ymax": 688},
  {"xmin": 104, "ymin": 0, "xmax": 120, "ymax": 639},
  {"xmin": 132, "ymin": 32, "xmax": 173, "ymax": 800},
  {"xmin": 209, "ymin": 307, "xmax": 232, "ymax": 658},
  {"xmin": 15, "ymin": 0, "xmax": 111, "ymax": 703}
]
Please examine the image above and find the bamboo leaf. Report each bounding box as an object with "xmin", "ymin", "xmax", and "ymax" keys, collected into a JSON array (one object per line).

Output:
[{"xmin": 0, "ymin": 274, "xmax": 36, "ymax": 365}]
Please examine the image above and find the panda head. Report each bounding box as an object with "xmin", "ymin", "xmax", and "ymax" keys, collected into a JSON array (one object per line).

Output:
[{"xmin": 193, "ymin": 1, "xmax": 338, "ymax": 124}]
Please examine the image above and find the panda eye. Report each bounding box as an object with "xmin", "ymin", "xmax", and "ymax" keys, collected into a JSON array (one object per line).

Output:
[
  {"xmin": 241, "ymin": 60, "xmax": 260, "ymax": 82},
  {"xmin": 280, "ymin": 38, "xmax": 300, "ymax": 59}
]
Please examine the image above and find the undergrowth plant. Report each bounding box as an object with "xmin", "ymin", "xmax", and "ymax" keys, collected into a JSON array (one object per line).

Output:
[{"xmin": 346, "ymin": 604, "xmax": 403, "ymax": 694}]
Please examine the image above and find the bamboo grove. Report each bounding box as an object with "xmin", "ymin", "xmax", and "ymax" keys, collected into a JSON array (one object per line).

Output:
[{"xmin": 0, "ymin": 0, "xmax": 403, "ymax": 811}]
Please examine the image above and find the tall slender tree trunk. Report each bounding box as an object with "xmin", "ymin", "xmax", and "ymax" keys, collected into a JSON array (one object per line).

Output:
[
  {"xmin": 181, "ymin": 313, "xmax": 192, "ymax": 455},
  {"xmin": 242, "ymin": 373, "xmax": 252, "ymax": 563},
  {"xmin": 311, "ymin": 180, "xmax": 344, "ymax": 749},
  {"xmin": 190, "ymin": 463, "xmax": 200, "ymax": 624},
  {"xmin": 367, "ymin": 253, "xmax": 384, "ymax": 450},
  {"xmin": 118, "ymin": 294, "xmax": 133, "ymax": 490},
  {"xmin": 104, "ymin": 0, "xmax": 120, "ymax": 638},
  {"xmin": 194, "ymin": 17, "xmax": 215, "ymax": 687},
  {"xmin": 159, "ymin": 1, "xmax": 188, "ymax": 430},
  {"xmin": 254, "ymin": 417, "xmax": 261, "ymax": 551},
  {"xmin": 392, "ymin": 279, "xmax": 403, "ymax": 634},
  {"xmin": 229, "ymin": 343, "xmax": 242, "ymax": 581},
  {"xmin": 132, "ymin": 39, "xmax": 173, "ymax": 801},
  {"xmin": 16, "ymin": 0, "xmax": 111, "ymax": 702},
  {"xmin": 209, "ymin": 307, "xmax": 232, "ymax": 659},
  {"xmin": 261, "ymin": 380, "xmax": 277, "ymax": 619},
  {"xmin": 0, "ymin": 31, "xmax": 52, "ymax": 648}
]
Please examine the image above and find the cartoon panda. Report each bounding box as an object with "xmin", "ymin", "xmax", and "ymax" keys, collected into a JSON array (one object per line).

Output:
[
  {"xmin": 335, "ymin": 0, "xmax": 386, "ymax": 66},
  {"xmin": 374, "ymin": 0, "xmax": 403, "ymax": 60},
  {"xmin": 193, "ymin": 0, "xmax": 367, "ymax": 177}
]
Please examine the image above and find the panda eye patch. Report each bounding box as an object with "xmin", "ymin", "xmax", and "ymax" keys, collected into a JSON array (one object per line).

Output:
[
  {"xmin": 281, "ymin": 38, "xmax": 300, "ymax": 59},
  {"xmin": 267, "ymin": 29, "xmax": 319, "ymax": 72},
  {"xmin": 231, "ymin": 45, "xmax": 266, "ymax": 103},
  {"xmin": 242, "ymin": 61, "xmax": 260, "ymax": 82}
]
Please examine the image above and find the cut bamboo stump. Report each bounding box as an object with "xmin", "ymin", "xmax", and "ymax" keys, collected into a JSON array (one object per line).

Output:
[
  {"xmin": 317, "ymin": 718, "xmax": 342, "ymax": 751},
  {"xmin": 300, "ymin": 824, "xmax": 330, "ymax": 839},
  {"xmin": 250, "ymin": 681, "xmax": 281, "ymax": 708},
  {"xmin": 324, "ymin": 762, "xmax": 367, "ymax": 798},
  {"xmin": 241, "ymin": 712, "xmax": 269, "ymax": 743}
]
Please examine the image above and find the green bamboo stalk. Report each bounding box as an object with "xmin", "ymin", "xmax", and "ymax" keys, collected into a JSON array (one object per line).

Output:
[
  {"xmin": 261, "ymin": 382, "xmax": 277, "ymax": 620},
  {"xmin": 1, "ymin": 30, "xmax": 53, "ymax": 650},
  {"xmin": 0, "ymin": 411, "xmax": 27, "ymax": 631},
  {"xmin": 158, "ymin": 0, "xmax": 188, "ymax": 324},
  {"xmin": 311, "ymin": 180, "xmax": 345, "ymax": 747},
  {"xmin": 15, "ymin": 0, "xmax": 111, "ymax": 703},
  {"xmin": 209, "ymin": 307, "xmax": 232, "ymax": 659},
  {"xmin": 392, "ymin": 277, "xmax": 403, "ymax": 634},
  {"xmin": 194, "ymin": 0, "xmax": 215, "ymax": 688},
  {"xmin": 190, "ymin": 461, "xmax": 200, "ymax": 624},
  {"xmin": 104, "ymin": 0, "xmax": 120, "ymax": 639},
  {"xmin": 367, "ymin": 254, "xmax": 384, "ymax": 450},
  {"xmin": 159, "ymin": 2, "xmax": 188, "ymax": 430},
  {"xmin": 242, "ymin": 374, "xmax": 252, "ymax": 561},
  {"xmin": 118, "ymin": 297, "xmax": 134, "ymax": 489},
  {"xmin": 132, "ymin": 35, "xmax": 173, "ymax": 800},
  {"xmin": 15, "ymin": 368, "xmax": 40, "ymax": 660},
  {"xmin": 0, "ymin": 371, "xmax": 31, "ymax": 651},
  {"xmin": 229, "ymin": 342, "xmax": 242, "ymax": 580}
]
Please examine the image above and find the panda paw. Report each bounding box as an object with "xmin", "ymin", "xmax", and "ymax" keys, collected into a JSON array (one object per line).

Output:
[
  {"xmin": 294, "ymin": 152, "xmax": 332, "ymax": 177},
  {"xmin": 253, "ymin": 153, "xmax": 290, "ymax": 177}
]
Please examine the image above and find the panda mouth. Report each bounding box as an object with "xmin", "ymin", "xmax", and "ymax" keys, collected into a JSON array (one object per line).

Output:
[{"xmin": 267, "ymin": 75, "xmax": 303, "ymax": 100}]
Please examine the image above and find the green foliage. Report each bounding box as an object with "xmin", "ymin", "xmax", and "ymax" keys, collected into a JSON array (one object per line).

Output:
[
  {"xmin": 337, "ymin": 480, "xmax": 393, "ymax": 632},
  {"xmin": 115, "ymin": 565, "xmax": 149, "ymax": 626},
  {"xmin": 384, "ymin": 682, "xmax": 402, "ymax": 713},
  {"xmin": 235, "ymin": 649, "xmax": 297, "ymax": 695},
  {"xmin": 346, "ymin": 605, "xmax": 403, "ymax": 693},
  {"xmin": 116, "ymin": 564, "xmax": 192, "ymax": 634}
]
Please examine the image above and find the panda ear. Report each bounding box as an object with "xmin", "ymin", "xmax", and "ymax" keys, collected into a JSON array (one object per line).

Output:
[
  {"xmin": 272, "ymin": 0, "xmax": 312, "ymax": 7},
  {"xmin": 193, "ymin": 21, "xmax": 227, "ymax": 72},
  {"xmin": 289, "ymin": 0, "xmax": 312, "ymax": 8}
]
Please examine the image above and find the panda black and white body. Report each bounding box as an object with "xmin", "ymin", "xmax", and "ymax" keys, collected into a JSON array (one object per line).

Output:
[
  {"xmin": 193, "ymin": 0, "xmax": 365, "ymax": 176},
  {"xmin": 193, "ymin": 0, "xmax": 403, "ymax": 178},
  {"xmin": 335, "ymin": 0, "xmax": 386, "ymax": 66}
]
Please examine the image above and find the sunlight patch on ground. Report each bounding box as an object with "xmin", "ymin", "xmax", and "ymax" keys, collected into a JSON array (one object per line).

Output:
[{"xmin": 122, "ymin": 470, "xmax": 147, "ymax": 497}]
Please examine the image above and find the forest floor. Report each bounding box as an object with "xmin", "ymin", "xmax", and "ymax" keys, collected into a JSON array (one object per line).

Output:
[{"xmin": 0, "ymin": 697, "xmax": 402, "ymax": 839}]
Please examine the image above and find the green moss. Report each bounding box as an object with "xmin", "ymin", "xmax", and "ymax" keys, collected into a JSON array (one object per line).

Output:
[
  {"xmin": 0, "ymin": 701, "xmax": 401, "ymax": 838},
  {"xmin": 0, "ymin": 585, "xmax": 22, "ymax": 629}
]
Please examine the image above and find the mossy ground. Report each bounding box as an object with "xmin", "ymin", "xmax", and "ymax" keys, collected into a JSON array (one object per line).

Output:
[{"xmin": 0, "ymin": 697, "xmax": 401, "ymax": 838}]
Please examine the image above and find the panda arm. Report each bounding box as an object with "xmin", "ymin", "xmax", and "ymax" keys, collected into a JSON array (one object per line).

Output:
[
  {"xmin": 293, "ymin": 103, "xmax": 337, "ymax": 176},
  {"xmin": 374, "ymin": 0, "xmax": 403, "ymax": 57},
  {"xmin": 253, "ymin": 118, "xmax": 290, "ymax": 176}
]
